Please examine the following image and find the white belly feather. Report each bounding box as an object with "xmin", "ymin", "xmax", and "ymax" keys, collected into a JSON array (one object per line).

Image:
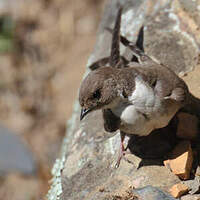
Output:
[{"xmin": 111, "ymin": 77, "xmax": 179, "ymax": 136}]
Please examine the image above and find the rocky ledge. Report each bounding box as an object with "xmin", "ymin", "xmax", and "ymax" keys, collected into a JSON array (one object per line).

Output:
[{"xmin": 47, "ymin": 0, "xmax": 200, "ymax": 199}]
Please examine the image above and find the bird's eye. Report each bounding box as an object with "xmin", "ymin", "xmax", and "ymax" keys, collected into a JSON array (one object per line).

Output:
[{"xmin": 93, "ymin": 89, "xmax": 101, "ymax": 99}]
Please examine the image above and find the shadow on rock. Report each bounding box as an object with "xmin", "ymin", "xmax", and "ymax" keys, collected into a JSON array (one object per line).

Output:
[{"xmin": 127, "ymin": 115, "xmax": 178, "ymax": 168}]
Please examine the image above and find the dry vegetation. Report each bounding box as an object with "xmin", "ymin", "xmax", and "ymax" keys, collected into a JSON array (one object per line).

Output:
[{"xmin": 0, "ymin": 0, "xmax": 105, "ymax": 199}]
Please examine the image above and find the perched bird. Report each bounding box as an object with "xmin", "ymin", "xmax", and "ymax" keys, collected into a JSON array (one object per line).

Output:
[{"xmin": 79, "ymin": 7, "xmax": 189, "ymax": 167}]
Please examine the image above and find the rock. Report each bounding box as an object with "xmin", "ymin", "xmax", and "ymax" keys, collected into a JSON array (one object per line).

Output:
[
  {"xmin": 0, "ymin": 125, "xmax": 36, "ymax": 176},
  {"xmin": 176, "ymin": 112, "xmax": 198, "ymax": 140},
  {"xmin": 47, "ymin": 0, "xmax": 200, "ymax": 199},
  {"xmin": 168, "ymin": 141, "xmax": 193, "ymax": 180},
  {"xmin": 195, "ymin": 166, "xmax": 200, "ymax": 177},
  {"xmin": 133, "ymin": 186, "xmax": 176, "ymax": 200},
  {"xmin": 164, "ymin": 159, "xmax": 171, "ymax": 169},
  {"xmin": 184, "ymin": 176, "xmax": 200, "ymax": 194},
  {"xmin": 169, "ymin": 183, "xmax": 189, "ymax": 198},
  {"xmin": 128, "ymin": 119, "xmax": 177, "ymax": 159},
  {"xmin": 181, "ymin": 194, "xmax": 200, "ymax": 200}
]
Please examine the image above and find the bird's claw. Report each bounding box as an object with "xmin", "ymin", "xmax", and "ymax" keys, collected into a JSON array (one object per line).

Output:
[{"xmin": 115, "ymin": 150, "xmax": 133, "ymax": 168}]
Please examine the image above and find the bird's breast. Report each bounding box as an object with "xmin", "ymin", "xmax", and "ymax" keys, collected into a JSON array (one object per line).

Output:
[{"xmin": 111, "ymin": 77, "xmax": 180, "ymax": 136}]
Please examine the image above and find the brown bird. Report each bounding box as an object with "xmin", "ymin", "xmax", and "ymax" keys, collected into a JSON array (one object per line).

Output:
[{"xmin": 79, "ymin": 7, "xmax": 189, "ymax": 167}]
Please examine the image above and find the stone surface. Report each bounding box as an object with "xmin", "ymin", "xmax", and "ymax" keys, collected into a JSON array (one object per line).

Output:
[
  {"xmin": 0, "ymin": 124, "xmax": 36, "ymax": 175},
  {"xmin": 168, "ymin": 141, "xmax": 193, "ymax": 180},
  {"xmin": 169, "ymin": 183, "xmax": 189, "ymax": 198},
  {"xmin": 133, "ymin": 186, "xmax": 176, "ymax": 200},
  {"xmin": 164, "ymin": 159, "xmax": 171, "ymax": 169},
  {"xmin": 181, "ymin": 194, "xmax": 200, "ymax": 200},
  {"xmin": 47, "ymin": 0, "xmax": 200, "ymax": 199},
  {"xmin": 127, "ymin": 118, "xmax": 177, "ymax": 159},
  {"xmin": 195, "ymin": 166, "xmax": 200, "ymax": 177},
  {"xmin": 184, "ymin": 177, "xmax": 200, "ymax": 195},
  {"xmin": 176, "ymin": 112, "xmax": 199, "ymax": 140}
]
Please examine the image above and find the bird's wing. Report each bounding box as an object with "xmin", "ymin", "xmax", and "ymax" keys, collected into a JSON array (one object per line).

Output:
[
  {"xmin": 109, "ymin": 7, "xmax": 122, "ymax": 67},
  {"xmin": 89, "ymin": 7, "xmax": 127, "ymax": 71},
  {"xmin": 89, "ymin": 8, "xmax": 151, "ymax": 71},
  {"xmin": 89, "ymin": 56, "xmax": 129, "ymax": 71},
  {"xmin": 128, "ymin": 64, "xmax": 188, "ymax": 105},
  {"xmin": 89, "ymin": 57, "xmax": 110, "ymax": 71}
]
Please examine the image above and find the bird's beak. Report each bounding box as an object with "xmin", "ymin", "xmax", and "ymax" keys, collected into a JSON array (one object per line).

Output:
[{"xmin": 80, "ymin": 108, "xmax": 92, "ymax": 121}]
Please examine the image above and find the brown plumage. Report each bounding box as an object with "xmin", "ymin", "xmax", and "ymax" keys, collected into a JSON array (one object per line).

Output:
[{"xmin": 79, "ymin": 7, "xmax": 190, "ymax": 167}]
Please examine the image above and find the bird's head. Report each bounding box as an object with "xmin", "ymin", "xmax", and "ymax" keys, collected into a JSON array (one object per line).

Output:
[{"xmin": 79, "ymin": 67, "xmax": 119, "ymax": 120}]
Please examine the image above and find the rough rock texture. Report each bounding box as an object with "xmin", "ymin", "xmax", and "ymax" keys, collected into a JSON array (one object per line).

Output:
[
  {"xmin": 183, "ymin": 176, "xmax": 200, "ymax": 195},
  {"xmin": 169, "ymin": 183, "xmax": 189, "ymax": 198},
  {"xmin": 47, "ymin": 0, "xmax": 200, "ymax": 199},
  {"xmin": 167, "ymin": 141, "xmax": 193, "ymax": 180},
  {"xmin": 133, "ymin": 186, "xmax": 176, "ymax": 200},
  {"xmin": 181, "ymin": 194, "xmax": 200, "ymax": 200}
]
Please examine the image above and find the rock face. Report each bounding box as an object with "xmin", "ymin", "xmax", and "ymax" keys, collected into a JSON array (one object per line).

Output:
[
  {"xmin": 166, "ymin": 141, "xmax": 193, "ymax": 180},
  {"xmin": 169, "ymin": 183, "xmax": 189, "ymax": 198},
  {"xmin": 47, "ymin": 0, "xmax": 200, "ymax": 200},
  {"xmin": 133, "ymin": 186, "xmax": 176, "ymax": 200}
]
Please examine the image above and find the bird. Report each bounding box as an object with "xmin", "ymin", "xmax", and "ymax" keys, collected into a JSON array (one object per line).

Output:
[{"xmin": 79, "ymin": 7, "xmax": 190, "ymax": 168}]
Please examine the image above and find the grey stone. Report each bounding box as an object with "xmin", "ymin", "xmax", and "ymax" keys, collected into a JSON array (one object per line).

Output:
[
  {"xmin": 133, "ymin": 186, "xmax": 176, "ymax": 200},
  {"xmin": 47, "ymin": 0, "xmax": 200, "ymax": 199},
  {"xmin": 183, "ymin": 176, "xmax": 200, "ymax": 194},
  {"xmin": 195, "ymin": 166, "xmax": 200, "ymax": 177},
  {"xmin": 181, "ymin": 194, "xmax": 200, "ymax": 200},
  {"xmin": 179, "ymin": 0, "xmax": 200, "ymax": 27},
  {"xmin": 0, "ymin": 124, "xmax": 36, "ymax": 175}
]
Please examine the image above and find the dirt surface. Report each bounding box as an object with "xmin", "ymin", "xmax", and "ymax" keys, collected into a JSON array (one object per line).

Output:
[{"xmin": 0, "ymin": 0, "xmax": 105, "ymax": 199}]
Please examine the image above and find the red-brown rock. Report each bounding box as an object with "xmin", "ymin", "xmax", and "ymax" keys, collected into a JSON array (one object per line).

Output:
[
  {"xmin": 169, "ymin": 183, "xmax": 189, "ymax": 198},
  {"xmin": 168, "ymin": 141, "xmax": 193, "ymax": 180}
]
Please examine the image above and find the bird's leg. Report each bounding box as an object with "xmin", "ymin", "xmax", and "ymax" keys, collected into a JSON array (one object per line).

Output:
[{"xmin": 115, "ymin": 132, "xmax": 129, "ymax": 168}]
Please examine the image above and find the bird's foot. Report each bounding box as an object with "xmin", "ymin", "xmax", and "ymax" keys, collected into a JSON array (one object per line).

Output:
[
  {"xmin": 115, "ymin": 150, "xmax": 128, "ymax": 168},
  {"xmin": 115, "ymin": 148, "xmax": 134, "ymax": 168},
  {"xmin": 115, "ymin": 131, "xmax": 134, "ymax": 168}
]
